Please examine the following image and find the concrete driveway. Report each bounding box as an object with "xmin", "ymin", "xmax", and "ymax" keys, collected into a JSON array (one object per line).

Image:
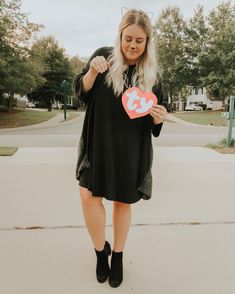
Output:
[{"xmin": 0, "ymin": 146, "xmax": 235, "ymax": 293}]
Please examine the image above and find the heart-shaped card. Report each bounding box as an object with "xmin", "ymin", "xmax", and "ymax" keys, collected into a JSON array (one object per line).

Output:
[{"xmin": 122, "ymin": 87, "xmax": 158, "ymax": 119}]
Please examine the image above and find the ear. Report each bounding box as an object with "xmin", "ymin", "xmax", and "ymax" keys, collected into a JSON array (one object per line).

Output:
[{"xmin": 121, "ymin": 7, "xmax": 129, "ymax": 16}]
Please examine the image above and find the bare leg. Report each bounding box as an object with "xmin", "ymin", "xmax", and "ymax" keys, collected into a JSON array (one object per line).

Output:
[
  {"xmin": 112, "ymin": 201, "xmax": 132, "ymax": 252},
  {"xmin": 79, "ymin": 186, "xmax": 106, "ymax": 251}
]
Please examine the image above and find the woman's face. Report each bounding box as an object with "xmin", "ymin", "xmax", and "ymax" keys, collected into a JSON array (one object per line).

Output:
[{"xmin": 121, "ymin": 24, "xmax": 147, "ymax": 65}]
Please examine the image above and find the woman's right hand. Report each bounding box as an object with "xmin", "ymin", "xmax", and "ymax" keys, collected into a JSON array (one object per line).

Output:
[
  {"xmin": 89, "ymin": 56, "xmax": 109, "ymax": 74},
  {"xmin": 82, "ymin": 56, "xmax": 109, "ymax": 93}
]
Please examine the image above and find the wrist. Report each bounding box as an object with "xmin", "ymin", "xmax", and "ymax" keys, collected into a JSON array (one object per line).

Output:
[
  {"xmin": 87, "ymin": 67, "xmax": 98, "ymax": 79},
  {"xmin": 152, "ymin": 117, "xmax": 161, "ymax": 125}
]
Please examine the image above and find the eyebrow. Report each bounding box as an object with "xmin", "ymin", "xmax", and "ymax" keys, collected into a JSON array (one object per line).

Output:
[{"xmin": 125, "ymin": 36, "xmax": 145, "ymax": 40}]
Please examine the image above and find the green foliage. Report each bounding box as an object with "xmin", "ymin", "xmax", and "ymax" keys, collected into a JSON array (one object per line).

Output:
[
  {"xmin": 154, "ymin": 6, "xmax": 190, "ymax": 110},
  {"xmin": 28, "ymin": 36, "xmax": 73, "ymax": 111},
  {"xmin": 219, "ymin": 137, "xmax": 235, "ymax": 147},
  {"xmin": 69, "ymin": 56, "xmax": 86, "ymax": 77},
  {"xmin": 0, "ymin": 0, "xmax": 42, "ymax": 54},
  {"xmin": 199, "ymin": 2, "xmax": 235, "ymax": 102},
  {"xmin": 154, "ymin": 1, "xmax": 235, "ymax": 106},
  {"xmin": 184, "ymin": 5, "xmax": 208, "ymax": 88},
  {"xmin": 0, "ymin": 0, "xmax": 43, "ymax": 109}
]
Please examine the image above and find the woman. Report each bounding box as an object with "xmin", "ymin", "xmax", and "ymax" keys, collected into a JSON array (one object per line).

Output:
[{"xmin": 73, "ymin": 8, "xmax": 167, "ymax": 288}]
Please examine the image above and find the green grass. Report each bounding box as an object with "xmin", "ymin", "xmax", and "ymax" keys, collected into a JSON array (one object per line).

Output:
[
  {"xmin": 0, "ymin": 109, "xmax": 57, "ymax": 128},
  {"xmin": 173, "ymin": 111, "xmax": 235, "ymax": 127},
  {"xmin": 0, "ymin": 147, "xmax": 18, "ymax": 156},
  {"xmin": 59, "ymin": 111, "xmax": 81, "ymax": 122},
  {"xmin": 0, "ymin": 108, "xmax": 80, "ymax": 128},
  {"xmin": 206, "ymin": 138, "xmax": 235, "ymax": 154}
]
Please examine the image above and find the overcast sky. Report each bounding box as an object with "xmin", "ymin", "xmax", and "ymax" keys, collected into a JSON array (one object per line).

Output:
[{"xmin": 21, "ymin": 0, "xmax": 224, "ymax": 58}]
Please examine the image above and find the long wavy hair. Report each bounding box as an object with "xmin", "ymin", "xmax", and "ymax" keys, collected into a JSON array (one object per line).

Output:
[{"xmin": 106, "ymin": 9, "xmax": 158, "ymax": 96}]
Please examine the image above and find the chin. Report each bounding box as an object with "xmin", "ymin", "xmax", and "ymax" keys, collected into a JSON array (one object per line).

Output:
[
  {"xmin": 126, "ymin": 59, "xmax": 137, "ymax": 65},
  {"xmin": 125, "ymin": 54, "xmax": 138, "ymax": 62}
]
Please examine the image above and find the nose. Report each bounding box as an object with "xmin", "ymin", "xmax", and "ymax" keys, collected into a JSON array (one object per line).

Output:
[{"xmin": 130, "ymin": 42, "xmax": 136, "ymax": 50}]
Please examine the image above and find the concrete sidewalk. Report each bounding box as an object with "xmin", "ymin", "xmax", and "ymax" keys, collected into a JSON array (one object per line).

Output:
[{"xmin": 0, "ymin": 147, "xmax": 235, "ymax": 293}]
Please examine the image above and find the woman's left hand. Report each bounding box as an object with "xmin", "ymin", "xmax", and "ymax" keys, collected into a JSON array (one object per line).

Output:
[{"xmin": 149, "ymin": 105, "xmax": 167, "ymax": 125}]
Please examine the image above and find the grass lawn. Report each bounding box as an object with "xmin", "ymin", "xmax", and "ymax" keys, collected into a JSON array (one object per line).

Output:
[
  {"xmin": 212, "ymin": 147, "xmax": 235, "ymax": 154},
  {"xmin": 0, "ymin": 147, "xmax": 18, "ymax": 156},
  {"xmin": 207, "ymin": 138, "xmax": 235, "ymax": 154},
  {"xmin": 59, "ymin": 111, "xmax": 81, "ymax": 122},
  {"xmin": 0, "ymin": 108, "xmax": 80, "ymax": 128},
  {"xmin": 173, "ymin": 110, "xmax": 235, "ymax": 127},
  {"xmin": 0, "ymin": 109, "xmax": 57, "ymax": 128}
]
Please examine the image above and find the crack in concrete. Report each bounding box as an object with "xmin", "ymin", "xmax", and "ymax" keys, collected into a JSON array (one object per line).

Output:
[{"xmin": 0, "ymin": 221, "xmax": 235, "ymax": 231}]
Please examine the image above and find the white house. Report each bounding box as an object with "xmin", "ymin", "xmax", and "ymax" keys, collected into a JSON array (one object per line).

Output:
[{"xmin": 186, "ymin": 88, "xmax": 222, "ymax": 110}]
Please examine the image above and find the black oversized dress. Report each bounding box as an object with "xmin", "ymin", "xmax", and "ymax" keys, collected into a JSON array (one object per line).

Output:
[{"xmin": 73, "ymin": 47, "xmax": 163, "ymax": 204}]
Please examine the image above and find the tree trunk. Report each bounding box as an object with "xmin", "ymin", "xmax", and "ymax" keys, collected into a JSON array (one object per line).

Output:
[
  {"xmin": 8, "ymin": 93, "xmax": 15, "ymax": 110},
  {"xmin": 169, "ymin": 93, "xmax": 173, "ymax": 112}
]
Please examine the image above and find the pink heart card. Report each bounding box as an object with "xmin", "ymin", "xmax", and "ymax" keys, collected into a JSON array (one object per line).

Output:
[{"xmin": 122, "ymin": 87, "xmax": 158, "ymax": 119}]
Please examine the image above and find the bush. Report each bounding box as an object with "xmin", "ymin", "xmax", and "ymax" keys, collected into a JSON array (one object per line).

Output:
[
  {"xmin": 0, "ymin": 105, "xmax": 9, "ymax": 112},
  {"xmin": 72, "ymin": 97, "xmax": 79, "ymax": 110},
  {"xmin": 16, "ymin": 100, "xmax": 26, "ymax": 108}
]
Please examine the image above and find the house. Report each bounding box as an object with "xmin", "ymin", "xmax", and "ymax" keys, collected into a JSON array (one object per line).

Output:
[{"xmin": 186, "ymin": 88, "xmax": 222, "ymax": 111}]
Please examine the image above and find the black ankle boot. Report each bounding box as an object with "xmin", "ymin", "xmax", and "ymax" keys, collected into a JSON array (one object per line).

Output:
[
  {"xmin": 94, "ymin": 241, "xmax": 111, "ymax": 283},
  {"xmin": 109, "ymin": 251, "xmax": 123, "ymax": 287}
]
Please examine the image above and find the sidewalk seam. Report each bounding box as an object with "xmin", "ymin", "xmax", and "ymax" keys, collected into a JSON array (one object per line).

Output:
[{"xmin": 1, "ymin": 221, "xmax": 235, "ymax": 231}]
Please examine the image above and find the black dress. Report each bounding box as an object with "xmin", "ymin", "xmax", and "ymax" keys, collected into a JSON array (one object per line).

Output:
[{"xmin": 73, "ymin": 47, "xmax": 163, "ymax": 204}]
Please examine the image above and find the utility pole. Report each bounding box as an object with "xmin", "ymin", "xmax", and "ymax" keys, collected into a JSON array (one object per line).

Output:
[
  {"xmin": 227, "ymin": 96, "xmax": 235, "ymax": 147},
  {"xmin": 60, "ymin": 80, "xmax": 70, "ymax": 120}
]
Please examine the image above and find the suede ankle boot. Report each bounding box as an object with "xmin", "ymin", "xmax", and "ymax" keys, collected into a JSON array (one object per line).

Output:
[
  {"xmin": 108, "ymin": 251, "xmax": 123, "ymax": 287},
  {"xmin": 94, "ymin": 241, "xmax": 111, "ymax": 283}
]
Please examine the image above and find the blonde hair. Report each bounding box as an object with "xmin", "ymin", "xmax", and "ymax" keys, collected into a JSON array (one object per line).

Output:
[{"xmin": 106, "ymin": 9, "xmax": 158, "ymax": 96}]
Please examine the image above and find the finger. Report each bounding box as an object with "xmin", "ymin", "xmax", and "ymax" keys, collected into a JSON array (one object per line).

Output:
[
  {"xmin": 95, "ymin": 64, "xmax": 104, "ymax": 73},
  {"xmin": 151, "ymin": 107, "xmax": 166, "ymax": 117},
  {"xmin": 149, "ymin": 108, "xmax": 161, "ymax": 116},
  {"xmin": 93, "ymin": 61, "xmax": 108, "ymax": 73},
  {"xmin": 149, "ymin": 110, "xmax": 160, "ymax": 119},
  {"xmin": 99, "ymin": 61, "xmax": 108, "ymax": 73},
  {"xmin": 149, "ymin": 109, "xmax": 164, "ymax": 120},
  {"xmin": 96, "ymin": 56, "xmax": 108, "ymax": 70},
  {"xmin": 90, "ymin": 59, "xmax": 97, "ymax": 70}
]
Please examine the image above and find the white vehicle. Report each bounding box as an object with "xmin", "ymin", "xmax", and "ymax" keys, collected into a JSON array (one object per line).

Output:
[
  {"xmin": 26, "ymin": 102, "xmax": 36, "ymax": 108},
  {"xmin": 185, "ymin": 104, "xmax": 203, "ymax": 111}
]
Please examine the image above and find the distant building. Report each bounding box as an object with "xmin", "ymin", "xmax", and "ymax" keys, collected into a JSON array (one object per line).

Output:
[{"xmin": 186, "ymin": 88, "xmax": 222, "ymax": 111}]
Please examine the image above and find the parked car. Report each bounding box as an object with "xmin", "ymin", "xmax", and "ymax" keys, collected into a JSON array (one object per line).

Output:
[
  {"xmin": 26, "ymin": 102, "xmax": 36, "ymax": 108},
  {"xmin": 185, "ymin": 104, "xmax": 203, "ymax": 111}
]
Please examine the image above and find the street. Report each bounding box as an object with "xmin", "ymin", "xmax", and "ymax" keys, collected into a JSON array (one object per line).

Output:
[{"xmin": 0, "ymin": 112, "xmax": 229, "ymax": 147}]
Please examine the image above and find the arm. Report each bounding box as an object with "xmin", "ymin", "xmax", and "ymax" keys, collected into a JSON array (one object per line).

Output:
[
  {"xmin": 149, "ymin": 81, "xmax": 167, "ymax": 137},
  {"xmin": 73, "ymin": 47, "xmax": 111, "ymax": 104},
  {"xmin": 82, "ymin": 55, "xmax": 108, "ymax": 93}
]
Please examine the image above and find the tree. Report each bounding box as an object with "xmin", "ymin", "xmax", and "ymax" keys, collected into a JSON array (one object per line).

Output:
[
  {"xmin": 184, "ymin": 5, "xmax": 208, "ymax": 89},
  {"xmin": 198, "ymin": 1, "xmax": 235, "ymax": 102},
  {"xmin": 0, "ymin": 0, "xmax": 41, "ymax": 54},
  {"xmin": 0, "ymin": 0, "xmax": 42, "ymax": 109},
  {"xmin": 69, "ymin": 55, "xmax": 86, "ymax": 109},
  {"xmin": 154, "ymin": 6, "xmax": 188, "ymax": 111},
  {"xmin": 69, "ymin": 55, "xmax": 86, "ymax": 76},
  {"xmin": 28, "ymin": 36, "xmax": 73, "ymax": 111}
]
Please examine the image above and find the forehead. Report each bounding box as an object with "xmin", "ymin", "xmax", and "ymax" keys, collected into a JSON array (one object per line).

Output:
[{"xmin": 122, "ymin": 24, "xmax": 147, "ymax": 38}]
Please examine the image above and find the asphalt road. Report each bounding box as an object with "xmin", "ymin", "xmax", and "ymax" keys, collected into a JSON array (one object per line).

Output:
[{"xmin": 0, "ymin": 112, "xmax": 229, "ymax": 147}]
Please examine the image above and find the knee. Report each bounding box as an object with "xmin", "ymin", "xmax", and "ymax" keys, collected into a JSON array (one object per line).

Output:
[
  {"xmin": 113, "ymin": 201, "xmax": 131, "ymax": 209},
  {"xmin": 79, "ymin": 187, "xmax": 103, "ymax": 206}
]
